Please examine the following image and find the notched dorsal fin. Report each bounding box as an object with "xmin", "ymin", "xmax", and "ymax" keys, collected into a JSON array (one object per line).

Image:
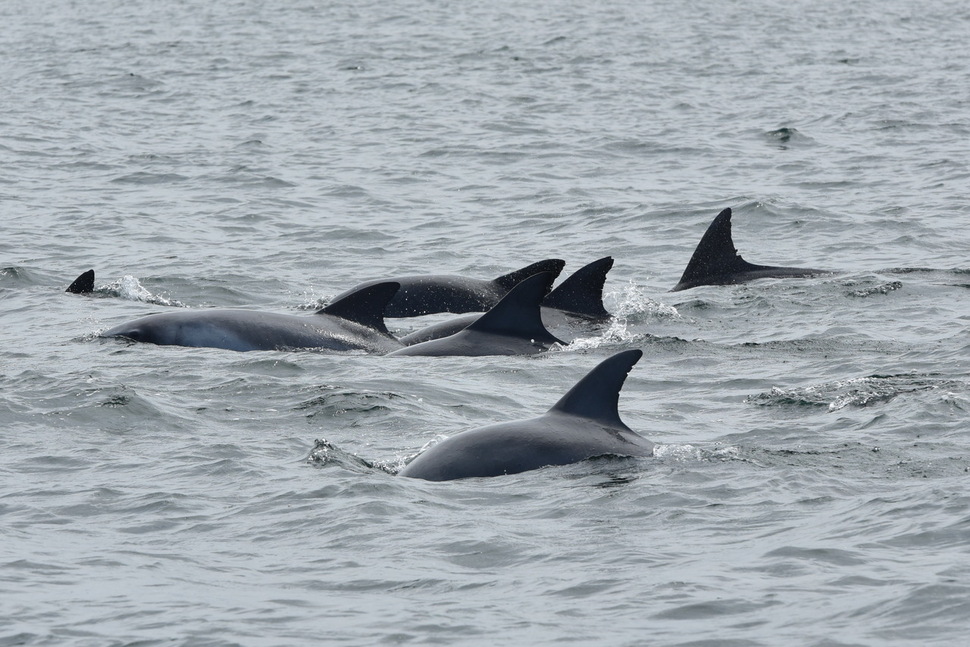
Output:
[
  {"xmin": 66, "ymin": 269, "xmax": 95, "ymax": 294},
  {"xmin": 549, "ymin": 349, "xmax": 643, "ymax": 426},
  {"xmin": 318, "ymin": 281, "xmax": 400, "ymax": 335},
  {"xmin": 542, "ymin": 256, "xmax": 613, "ymax": 318},
  {"xmin": 674, "ymin": 208, "xmax": 764, "ymax": 289},
  {"xmin": 493, "ymin": 259, "xmax": 566, "ymax": 292},
  {"xmin": 467, "ymin": 272, "xmax": 563, "ymax": 344}
]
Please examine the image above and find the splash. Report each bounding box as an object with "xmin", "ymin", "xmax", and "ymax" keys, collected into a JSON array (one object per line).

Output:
[
  {"xmin": 295, "ymin": 288, "xmax": 332, "ymax": 311},
  {"xmin": 609, "ymin": 281, "xmax": 683, "ymax": 322},
  {"xmin": 567, "ymin": 281, "xmax": 684, "ymax": 350},
  {"xmin": 104, "ymin": 275, "xmax": 185, "ymax": 307}
]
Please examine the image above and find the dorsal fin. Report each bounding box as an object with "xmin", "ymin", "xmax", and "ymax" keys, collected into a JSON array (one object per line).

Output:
[
  {"xmin": 466, "ymin": 272, "xmax": 563, "ymax": 344},
  {"xmin": 542, "ymin": 257, "xmax": 613, "ymax": 317},
  {"xmin": 318, "ymin": 282, "xmax": 400, "ymax": 335},
  {"xmin": 673, "ymin": 208, "xmax": 769, "ymax": 290},
  {"xmin": 493, "ymin": 259, "xmax": 566, "ymax": 292},
  {"xmin": 548, "ymin": 349, "xmax": 642, "ymax": 425},
  {"xmin": 66, "ymin": 269, "xmax": 95, "ymax": 294}
]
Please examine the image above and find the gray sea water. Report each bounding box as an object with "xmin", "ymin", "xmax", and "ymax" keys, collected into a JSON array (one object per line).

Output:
[{"xmin": 3, "ymin": 0, "xmax": 970, "ymax": 645}]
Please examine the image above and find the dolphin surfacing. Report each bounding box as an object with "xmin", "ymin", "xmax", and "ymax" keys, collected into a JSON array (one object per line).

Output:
[
  {"xmin": 398, "ymin": 349, "xmax": 653, "ymax": 481},
  {"xmin": 332, "ymin": 259, "xmax": 566, "ymax": 318},
  {"xmin": 670, "ymin": 208, "xmax": 828, "ymax": 291},
  {"xmin": 101, "ymin": 282, "xmax": 403, "ymax": 353},
  {"xmin": 398, "ymin": 257, "xmax": 615, "ymax": 346},
  {"xmin": 388, "ymin": 272, "xmax": 563, "ymax": 357}
]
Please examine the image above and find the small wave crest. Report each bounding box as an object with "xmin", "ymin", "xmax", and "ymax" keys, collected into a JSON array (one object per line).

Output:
[
  {"xmin": 295, "ymin": 387, "xmax": 402, "ymax": 418},
  {"xmin": 747, "ymin": 375, "xmax": 964, "ymax": 412},
  {"xmin": 845, "ymin": 280, "xmax": 903, "ymax": 297},
  {"xmin": 305, "ymin": 438, "xmax": 379, "ymax": 473},
  {"xmin": 653, "ymin": 443, "xmax": 742, "ymax": 462}
]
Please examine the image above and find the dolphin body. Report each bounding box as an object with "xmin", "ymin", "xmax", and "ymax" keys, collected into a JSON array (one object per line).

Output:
[
  {"xmin": 101, "ymin": 282, "xmax": 403, "ymax": 353},
  {"xmin": 388, "ymin": 272, "xmax": 564, "ymax": 357},
  {"xmin": 331, "ymin": 259, "xmax": 566, "ymax": 318},
  {"xmin": 398, "ymin": 257, "xmax": 614, "ymax": 346},
  {"xmin": 398, "ymin": 349, "xmax": 653, "ymax": 481},
  {"xmin": 670, "ymin": 208, "xmax": 828, "ymax": 291}
]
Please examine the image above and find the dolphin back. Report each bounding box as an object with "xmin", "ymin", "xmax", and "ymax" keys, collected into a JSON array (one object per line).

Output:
[{"xmin": 398, "ymin": 349, "xmax": 651, "ymax": 481}]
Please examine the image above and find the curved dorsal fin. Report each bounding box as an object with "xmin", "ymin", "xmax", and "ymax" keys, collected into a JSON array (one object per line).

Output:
[
  {"xmin": 66, "ymin": 269, "xmax": 95, "ymax": 294},
  {"xmin": 467, "ymin": 272, "xmax": 562, "ymax": 344},
  {"xmin": 542, "ymin": 256, "xmax": 613, "ymax": 317},
  {"xmin": 548, "ymin": 349, "xmax": 643, "ymax": 426},
  {"xmin": 493, "ymin": 259, "xmax": 566, "ymax": 292},
  {"xmin": 673, "ymin": 208, "xmax": 767, "ymax": 290},
  {"xmin": 318, "ymin": 281, "xmax": 400, "ymax": 335}
]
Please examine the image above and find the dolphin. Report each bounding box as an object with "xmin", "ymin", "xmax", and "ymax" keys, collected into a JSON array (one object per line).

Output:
[
  {"xmin": 331, "ymin": 259, "xmax": 566, "ymax": 318},
  {"xmin": 398, "ymin": 257, "xmax": 615, "ymax": 346},
  {"xmin": 66, "ymin": 269, "xmax": 95, "ymax": 294},
  {"xmin": 670, "ymin": 208, "xmax": 828, "ymax": 291},
  {"xmin": 101, "ymin": 282, "xmax": 403, "ymax": 353},
  {"xmin": 398, "ymin": 349, "xmax": 653, "ymax": 481},
  {"xmin": 388, "ymin": 272, "xmax": 564, "ymax": 357}
]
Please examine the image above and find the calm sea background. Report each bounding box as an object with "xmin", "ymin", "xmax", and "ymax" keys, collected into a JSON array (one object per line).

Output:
[{"xmin": 3, "ymin": 0, "xmax": 970, "ymax": 645}]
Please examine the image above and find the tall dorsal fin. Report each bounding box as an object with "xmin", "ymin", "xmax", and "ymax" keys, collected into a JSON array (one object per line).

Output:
[
  {"xmin": 548, "ymin": 349, "xmax": 642, "ymax": 426},
  {"xmin": 542, "ymin": 256, "xmax": 613, "ymax": 318},
  {"xmin": 318, "ymin": 281, "xmax": 400, "ymax": 335},
  {"xmin": 466, "ymin": 272, "xmax": 563, "ymax": 344},
  {"xmin": 493, "ymin": 259, "xmax": 566, "ymax": 292},
  {"xmin": 673, "ymin": 208, "xmax": 768, "ymax": 290},
  {"xmin": 66, "ymin": 269, "xmax": 95, "ymax": 294}
]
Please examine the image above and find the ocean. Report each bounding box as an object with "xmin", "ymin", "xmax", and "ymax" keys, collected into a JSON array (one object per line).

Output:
[{"xmin": 2, "ymin": 0, "xmax": 969, "ymax": 645}]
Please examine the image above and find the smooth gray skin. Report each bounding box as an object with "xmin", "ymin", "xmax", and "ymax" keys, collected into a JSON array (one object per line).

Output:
[
  {"xmin": 398, "ymin": 349, "xmax": 653, "ymax": 481},
  {"xmin": 670, "ymin": 208, "xmax": 829, "ymax": 291},
  {"xmin": 332, "ymin": 259, "xmax": 566, "ymax": 318},
  {"xmin": 399, "ymin": 257, "xmax": 615, "ymax": 346},
  {"xmin": 388, "ymin": 272, "xmax": 563, "ymax": 357},
  {"xmin": 101, "ymin": 282, "xmax": 403, "ymax": 353}
]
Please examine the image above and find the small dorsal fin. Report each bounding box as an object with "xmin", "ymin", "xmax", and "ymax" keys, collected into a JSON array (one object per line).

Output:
[
  {"xmin": 548, "ymin": 349, "xmax": 643, "ymax": 425},
  {"xmin": 542, "ymin": 257, "xmax": 613, "ymax": 317},
  {"xmin": 466, "ymin": 272, "xmax": 563, "ymax": 344},
  {"xmin": 673, "ymin": 208, "xmax": 767, "ymax": 290},
  {"xmin": 493, "ymin": 259, "xmax": 566, "ymax": 292},
  {"xmin": 66, "ymin": 269, "xmax": 95, "ymax": 294},
  {"xmin": 318, "ymin": 281, "xmax": 400, "ymax": 335}
]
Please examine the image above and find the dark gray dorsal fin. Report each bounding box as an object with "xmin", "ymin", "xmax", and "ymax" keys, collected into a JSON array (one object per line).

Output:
[
  {"xmin": 66, "ymin": 269, "xmax": 95, "ymax": 294},
  {"xmin": 674, "ymin": 208, "xmax": 767, "ymax": 290},
  {"xmin": 548, "ymin": 349, "xmax": 643, "ymax": 425},
  {"xmin": 493, "ymin": 259, "xmax": 566, "ymax": 292},
  {"xmin": 467, "ymin": 272, "xmax": 563, "ymax": 344},
  {"xmin": 542, "ymin": 257, "xmax": 613, "ymax": 318},
  {"xmin": 318, "ymin": 281, "xmax": 400, "ymax": 335}
]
